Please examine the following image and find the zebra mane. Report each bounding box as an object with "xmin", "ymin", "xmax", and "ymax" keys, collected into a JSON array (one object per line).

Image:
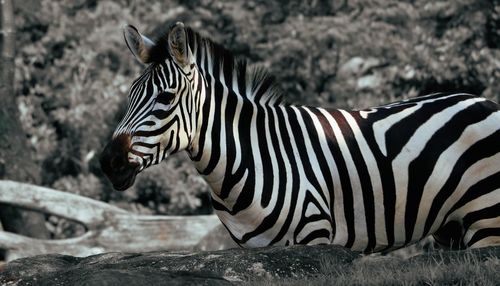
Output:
[{"xmin": 149, "ymin": 25, "xmax": 284, "ymax": 105}]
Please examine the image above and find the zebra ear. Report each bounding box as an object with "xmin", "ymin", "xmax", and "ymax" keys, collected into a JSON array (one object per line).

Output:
[
  {"xmin": 168, "ymin": 22, "xmax": 189, "ymax": 67},
  {"xmin": 123, "ymin": 25, "xmax": 155, "ymax": 64}
]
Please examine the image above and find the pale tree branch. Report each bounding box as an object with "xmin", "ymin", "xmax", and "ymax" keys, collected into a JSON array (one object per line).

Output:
[{"xmin": 0, "ymin": 180, "xmax": 224, "ymax": 261}]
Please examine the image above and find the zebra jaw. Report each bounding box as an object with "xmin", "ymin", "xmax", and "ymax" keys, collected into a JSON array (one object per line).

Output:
[
  {"xmin": 100, "ymin": 134, "xmax": 142, "ymax": 191},
  {"xmin": 103, "ymin": 159, "xmax": 140, "ymax": 191},
  {"xmin": 112, "ymin": 164, "xmax": 140, "ymax": 191}
]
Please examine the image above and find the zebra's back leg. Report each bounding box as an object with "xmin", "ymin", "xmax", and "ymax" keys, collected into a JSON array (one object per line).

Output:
[
  {"xmin": 432, "ymin": 221, "xmax": 465, "ymax": 250},
  {"xmin": 462, "ymin": 202, "xmax": 500, "ymax": 248},
  {"xmin": 450, "ymin": 187, "xmax": 500, "ymax": 249},
  {"xmin": 433, "ymin": 186, "xmax": 500, "ymax": 249}
]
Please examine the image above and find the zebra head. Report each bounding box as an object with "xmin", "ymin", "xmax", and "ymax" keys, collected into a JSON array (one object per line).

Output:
[{"xmin": 100, "ymin": 23, "xmax": 197, "ymax": 191}]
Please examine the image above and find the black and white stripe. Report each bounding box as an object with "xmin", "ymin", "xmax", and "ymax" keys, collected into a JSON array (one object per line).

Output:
[{"xmin": 112, "ymin": 25, "xmax": 500, "ymax": 252}]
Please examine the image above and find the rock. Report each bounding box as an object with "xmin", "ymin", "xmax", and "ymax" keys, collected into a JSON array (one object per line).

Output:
[
  {"xmin": 0, "ymin": 245, "xmax": 359, "ymax": 286},
  {"xmin": 2, "ymin": 245, "xmax": 500, "ymax": 285},
  {"xmin": 338, "ymin": 57, "xmax": 382, "ymax": 78},
  {"xmin": 338, "ymin": 57, "xmax": 365, "ymax": 77},
  {"xmin": 357, "ymin": 74, "xmax": 383, "ymax": 90}
]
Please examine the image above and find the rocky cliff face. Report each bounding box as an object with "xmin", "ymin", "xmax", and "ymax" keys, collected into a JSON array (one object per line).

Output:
[
  {"xmin": 2, "ymin": 245, "xmax": 499, "ymax": 285},
  {"xmin": 0, "ymin": 245, "xmax": 358, "ymax": 285}
]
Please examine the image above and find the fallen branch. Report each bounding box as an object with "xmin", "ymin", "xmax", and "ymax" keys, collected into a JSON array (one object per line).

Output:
[{"xmin": 0, "ymin": 180, "xmax": 222, "ymax": 260}]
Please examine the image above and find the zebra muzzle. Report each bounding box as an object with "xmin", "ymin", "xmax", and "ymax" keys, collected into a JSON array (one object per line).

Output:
[
  {"xmin": 100, "ymin": 135, "xmax": 141, "ymax": 191},
  {"xmin": 109, "ymin": 164, "xmax": 140, "ymax": 191}
]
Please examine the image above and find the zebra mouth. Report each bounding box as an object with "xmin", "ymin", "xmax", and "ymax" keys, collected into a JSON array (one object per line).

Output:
[
  {"xmin": 100, "ymin": 158, "xmax": 141, "ymax": 191},
  {"xmin": 110, "ymin": 162, "xmax": 141, "ymax": 191},
  {"xmin": 112, "ymin": 171, "xmax": 138, "ymax": 191},
  {"xmin": 100, "ymin": 134, "xmax": 143, "ymax": 191}
]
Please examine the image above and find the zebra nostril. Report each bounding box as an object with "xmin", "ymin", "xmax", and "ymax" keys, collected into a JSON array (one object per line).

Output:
[
  {"xmin": 109, "ymin": 151, "xmax": 133, "ymax": 173},
  {"xmin": 100, "ymin": 133, "xmax": 134, "ymax": 172},
  {"xmin": 100, "ymin": 140, "xmax": 128, "ymax": 175},
  {"xmin": 110, "ymin": 156, "xmax": 122, "ymax": 171}
]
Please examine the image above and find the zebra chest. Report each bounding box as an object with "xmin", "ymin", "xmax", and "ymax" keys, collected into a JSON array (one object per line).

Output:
[
  {"xmin": 207, "ymin": 170, "xmax": 335, "ymax": 247},
  {"xmin": 214, "ymin": 199, "xmax": 334, "ymax": 247}
]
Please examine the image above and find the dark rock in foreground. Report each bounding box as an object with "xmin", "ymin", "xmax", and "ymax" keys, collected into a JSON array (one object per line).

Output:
[
  {"xmin": 0, "ymin": 245, "xmax": 359, "ymax": 285},
  {"xmin": 2, "ymin": 245, "xmax": 500, "ymax": 285}
]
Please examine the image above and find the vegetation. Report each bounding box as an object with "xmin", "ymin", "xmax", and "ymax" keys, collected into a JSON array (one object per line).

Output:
[
  {"xmin": 258, "ymin": 249, "xmax": 500, "ymax": 285},
  {"xmin": 10, "ymin": 0, "xmax": 500, "ymax": 241},
  {"xmin": 0, "ymin": 0, "xmax": 50, "ymax": 248}
]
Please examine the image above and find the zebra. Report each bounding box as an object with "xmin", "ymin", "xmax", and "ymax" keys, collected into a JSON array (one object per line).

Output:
[{"xmin": 100, "ymin": 22, "xmax": 500, "ymax": 253}]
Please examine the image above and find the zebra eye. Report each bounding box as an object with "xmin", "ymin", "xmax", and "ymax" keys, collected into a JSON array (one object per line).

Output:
[{"xmin": 156, "ymin": 91, "xmax": 175, "ymax": 104}]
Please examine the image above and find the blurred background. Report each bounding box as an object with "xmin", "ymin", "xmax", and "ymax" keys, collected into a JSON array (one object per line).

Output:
[{"xmin": 0, "ymin": 0, "xmax": 498, "ymax": 256}]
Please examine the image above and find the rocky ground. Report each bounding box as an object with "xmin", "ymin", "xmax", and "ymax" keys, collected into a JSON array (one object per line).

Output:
[{"xmin": 1, "ymin": 245, "xmax": 499, "ymax": 285}]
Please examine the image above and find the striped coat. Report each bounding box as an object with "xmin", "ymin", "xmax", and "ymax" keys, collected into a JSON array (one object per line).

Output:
[{"xmin": 100, "ymin": 22, "xmax": 500, "ymax": 253}]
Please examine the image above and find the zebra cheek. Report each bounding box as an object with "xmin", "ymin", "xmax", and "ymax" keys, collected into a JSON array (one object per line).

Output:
[{"xmin": 159, "ymin": 130, "xmax": 174, "ymax": 151}]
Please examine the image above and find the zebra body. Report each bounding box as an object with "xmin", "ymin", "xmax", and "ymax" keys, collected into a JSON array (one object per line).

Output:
[{"xmin": 100, "ymin": 22, "xmax": 500, "ymax": 253}]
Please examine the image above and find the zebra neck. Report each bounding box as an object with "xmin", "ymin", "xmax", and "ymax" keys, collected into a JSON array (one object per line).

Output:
[
  {"xmin": 188, "ymin": 76, "xmax": 264, "ymax": 196},
  {"xmin": 185, "ymin": 47, "xmax": 288, "ymax": 208},
  {"xmin": 189, "ymin": 74, "xmax": 271, "ymax": 172}
]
